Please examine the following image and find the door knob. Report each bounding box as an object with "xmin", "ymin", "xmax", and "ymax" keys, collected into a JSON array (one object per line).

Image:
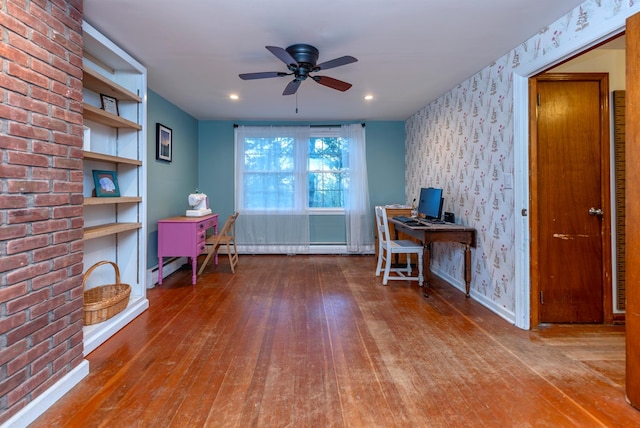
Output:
[{"xmin": 588, "ymin": 207, "xmax": 604, "ymax": 217}]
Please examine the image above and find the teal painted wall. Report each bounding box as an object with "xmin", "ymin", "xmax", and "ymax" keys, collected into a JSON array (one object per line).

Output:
[
  {"xmin": 146, "ymin": 90, "xmax": 199, "ymax": 268},
  {"xmin": 197, "ymin": 121, "xmax": 235, "ymax": 221},
  {"xmin": 197, "ymin": 120, "xmax": 406, "ymax": 244},
  {"xmin": 145, "ymin": 91, "xmax": 406, "ymax": 266},
  {"xmin": 365, "ymin": 122, "xmax": 407, "ymax": 207}
]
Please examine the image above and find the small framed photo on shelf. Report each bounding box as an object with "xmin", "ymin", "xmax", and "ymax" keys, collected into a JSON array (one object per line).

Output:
[
  {"xmin": 100, "ymin": 94, "xmax": 119, "ymax": 116},
  {"xmin": 156, "ymin": 123, "xmax": 172, "ymax": 162},
  {"xmin": 92, "ymin": 170, "xmax": 120, "ymax": 197}
]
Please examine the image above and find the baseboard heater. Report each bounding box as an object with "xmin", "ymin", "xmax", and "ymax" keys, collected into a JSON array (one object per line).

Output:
[
  {"xmin": 146, "ymin": 257, "xmax": 186, "ymax": 288},
  {"xmin": 234, "ymin": 245, "xmax": 374, "ymax": 255}
]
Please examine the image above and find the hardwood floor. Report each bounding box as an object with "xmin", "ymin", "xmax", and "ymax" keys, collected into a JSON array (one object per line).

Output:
[{"xmin": 32, "ymin": 255, "xmax": 638, "ymax": 427}]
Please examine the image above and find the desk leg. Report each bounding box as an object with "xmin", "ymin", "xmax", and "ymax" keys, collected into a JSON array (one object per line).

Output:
[
  {"xmin": 423, "ymin": 242, "xmax": 431, "ymax": 298},
  {"xmin": 191, "ymin": 257, "xmax": 197, "ymax": 285},
  {"xmin": 464, "ymin": 244, "xmax": 472, "ymax": 297},
  {"xmin": 215, "ymin": 224, "xmax": 219, "ymax": 265},
  {"xmin": 158, "ymin": 257, "xmax": 163, "ymax": 285}
]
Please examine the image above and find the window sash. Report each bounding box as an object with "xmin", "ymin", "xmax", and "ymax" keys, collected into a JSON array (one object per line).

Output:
[{"xmin": 237, "ymin": 128, "xmax": 348, "ymax": 212}]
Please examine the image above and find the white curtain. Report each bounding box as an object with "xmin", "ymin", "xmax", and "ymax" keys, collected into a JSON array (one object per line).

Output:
[
  {"xmin": 234, "ymin": 124, "xmax": 373, "ymax": 254},
  {"xmin": 234, "ymin": 126, "xmax": 310, "ymax": 254},
  {"xmin": 343, "ymin": 124, "xmax": 374, "ymax": 253}
]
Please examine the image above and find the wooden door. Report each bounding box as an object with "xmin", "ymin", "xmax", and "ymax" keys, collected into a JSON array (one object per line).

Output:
[
  {"xmin": 626, "ymin": 11, "xmax": 640, "ymax": 410},
  {"xmin": 532, "ymin": 73, "xmax": 611, "ymax": 323}
]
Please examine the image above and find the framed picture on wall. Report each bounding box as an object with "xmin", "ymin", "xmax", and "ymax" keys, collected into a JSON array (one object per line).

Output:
[
  {"xmin": 156, "ymin": 123, "xmax": 172, "ymax": 162},
  {"xmin": 92, "ymin": 170, "xmax": 120, "ymax": 197}
]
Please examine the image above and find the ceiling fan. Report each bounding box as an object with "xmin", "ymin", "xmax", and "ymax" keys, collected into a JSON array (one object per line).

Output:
[{"xmin": 239, "ymin": 44, "xmax": 357, "ymax": 96}]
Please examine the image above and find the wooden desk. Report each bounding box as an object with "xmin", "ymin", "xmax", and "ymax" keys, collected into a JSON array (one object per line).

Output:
[
  {"xmin": 390, "ymin": 219, "xmax": 477, "ymax": 297},
  {"xmin": 157, "ymin": 214, "xmax": 218, "ymax": 285}
]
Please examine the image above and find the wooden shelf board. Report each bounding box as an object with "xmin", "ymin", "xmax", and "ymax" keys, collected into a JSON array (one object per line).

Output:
[
  {"xmin": 83, "ymin": 222, "xmax": 141, "ymax": 240},
  {"xmin": 83, "ymin": 151, "xmax": 142, "ymax": 166},
  {"xmin": 83, "ymin": 66, "xmax": 141, "ymax": 102},
  {"xmin": 83, "ymin": 103, "xmax": 142, "ymax": 130},
  {"xmin": 84, "ymin": 197, "xmax": 142, "ymax": 206}
]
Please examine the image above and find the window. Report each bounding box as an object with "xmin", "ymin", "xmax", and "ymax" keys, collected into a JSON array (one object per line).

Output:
[
  {"xmin": 234, "ymin": 124, "xmax": 372, "ymax": 254},
  {"xmin": 308, "ymin": 135, "xmax": 348, "ymax": 209},
  {"xmin": 242, "ymin": 136, "xmax": 296, "ymax": 210},
  {"xmin": 236, "ymin": 127, "xmax": 349, "ymax": 212}
]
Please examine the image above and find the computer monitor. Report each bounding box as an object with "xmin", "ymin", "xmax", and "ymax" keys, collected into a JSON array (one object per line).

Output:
[{"xmin": 417, "ymin": 187, "xmax": 443, "ymax": 220}]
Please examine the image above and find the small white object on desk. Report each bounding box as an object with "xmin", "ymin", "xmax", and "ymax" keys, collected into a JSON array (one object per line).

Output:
[{"xmin": 186, "ymin": 193, "xmax": 212, "ymax": 217}]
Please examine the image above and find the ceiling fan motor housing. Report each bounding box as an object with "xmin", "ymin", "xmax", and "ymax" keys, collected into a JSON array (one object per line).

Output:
[{"xmin": 286, "ymin": 44, "xmax": 320, "ymax": 76}]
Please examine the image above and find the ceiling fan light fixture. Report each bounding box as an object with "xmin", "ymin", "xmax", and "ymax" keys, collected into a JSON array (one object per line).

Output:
[
  {"xmin": 364, "ymin": 94, "xmax": 374, "ymax": 100},
  {"xmin": 229, "ymin": 94, "xmax": 239, "ymax": 100}
]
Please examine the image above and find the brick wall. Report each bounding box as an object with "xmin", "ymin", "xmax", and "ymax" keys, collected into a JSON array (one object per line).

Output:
[{"xmin": 0, "ymin": 0, "xmax": 84, "ymax": 423}]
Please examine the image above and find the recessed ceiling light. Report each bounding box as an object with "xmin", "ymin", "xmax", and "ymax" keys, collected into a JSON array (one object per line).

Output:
[
  {"xmin": 364, "ymin": 94, "xmax": 374, "ymax": 100},
  {"xmin": 229, "ymin": 94, "xmax": 239, "ymax": 100}
]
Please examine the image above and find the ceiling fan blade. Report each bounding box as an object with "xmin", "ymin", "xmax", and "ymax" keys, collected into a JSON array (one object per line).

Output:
[
  {"xmin": 315, "ymin": 55, "xmax": 358, "ymax": 71},
  {"xmin": 266, "ymin": 46, "xmax": 298, "ymax": 68},
  {"xmin": 283, "ymin": 79, "xmax": 301, "ymax": 96},
  {"xmin": 312, "ymin": 76, "xmax": 352, "ymax": 92},
  {"xmin": 239, "ymin": 71, "xmax": 288, "ymax": 80}
]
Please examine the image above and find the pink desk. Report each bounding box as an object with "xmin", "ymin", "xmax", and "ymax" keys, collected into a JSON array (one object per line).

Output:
[{"xmin": 157, "ymin": 214, "xmax": 218, "ymax": 285}]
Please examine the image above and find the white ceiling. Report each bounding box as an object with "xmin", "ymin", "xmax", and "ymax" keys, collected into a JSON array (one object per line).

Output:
[{"xmin": 83, "ymin": 0, "xmax": 585, "ymax": 122}]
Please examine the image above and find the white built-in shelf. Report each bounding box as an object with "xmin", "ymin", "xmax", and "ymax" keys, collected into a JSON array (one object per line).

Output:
[{"xmin": 81, "ymin": 20, "xmax": 147, "ymax": 356}]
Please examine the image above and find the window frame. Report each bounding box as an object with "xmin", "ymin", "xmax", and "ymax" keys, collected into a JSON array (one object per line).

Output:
[
  {"xmin": 236, "ymin": 127, "xmax": 348, "ymax": 214},
  {"xmin": 306, "ymin": 128, "xmax": 347, "ymax": 214}
]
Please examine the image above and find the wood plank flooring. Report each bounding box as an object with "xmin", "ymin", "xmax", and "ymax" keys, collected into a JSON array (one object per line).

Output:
[{"xmin": 31, "ymin": 255, "xmax": 639, "ymax": 427}]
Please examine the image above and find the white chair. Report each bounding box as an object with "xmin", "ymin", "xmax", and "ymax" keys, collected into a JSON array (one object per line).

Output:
[{"xmin": 375, "ymin": 206, "xmax": 424, "ymax": 286}]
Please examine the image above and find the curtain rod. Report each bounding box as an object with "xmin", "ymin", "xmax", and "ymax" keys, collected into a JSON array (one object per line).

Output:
[{"xmin": 233, "ymin": 123, "xmax": 365, "ymax": 128}]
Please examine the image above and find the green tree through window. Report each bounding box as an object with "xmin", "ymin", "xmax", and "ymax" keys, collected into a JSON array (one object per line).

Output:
[
  {"xmin": 242, "ymin": 137, "xmax": 296, "ymax": 209},
  {"xmin": 308, "ymin": 137, "xmax": 348, "ymax": 208}
]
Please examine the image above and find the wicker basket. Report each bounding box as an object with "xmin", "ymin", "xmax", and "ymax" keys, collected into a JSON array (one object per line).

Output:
[{"xmin": 83, "ymin": 261, "xmax": 131, "ymax": 326}]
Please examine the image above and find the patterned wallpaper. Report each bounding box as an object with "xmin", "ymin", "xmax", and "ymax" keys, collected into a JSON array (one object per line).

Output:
[{"xmin": 405, "ymin": 0, "xmax": 640, "ymax": 319}]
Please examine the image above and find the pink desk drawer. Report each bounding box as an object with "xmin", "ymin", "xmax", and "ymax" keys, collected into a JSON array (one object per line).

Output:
[{"xmin": 157, "ymin": 213, "xmax": 219, "ymax": 285}]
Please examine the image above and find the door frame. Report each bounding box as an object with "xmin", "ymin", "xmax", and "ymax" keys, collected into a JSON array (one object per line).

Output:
[
  {"xmin": 512, "ymin": 18, "xmax": 627, "ymax": 330},
  {"xmin": 529, "ymin": 73, "xmax": 613, "ymax": 326}
]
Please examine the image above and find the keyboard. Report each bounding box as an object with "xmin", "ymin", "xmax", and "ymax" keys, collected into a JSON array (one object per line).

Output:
[
  {"xmin": 393, "ymin": 216, "xmax": 427, "ymax": 227},
  {"xmin": 425, "ymin": 219, "xmax": 446, "ymax": 224},
  {"xmin": 394, "ymin": 216, "xmax": 449, "ymax": 227}
]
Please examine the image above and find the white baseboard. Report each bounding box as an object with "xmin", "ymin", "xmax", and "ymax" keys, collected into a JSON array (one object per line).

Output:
[
  {"xmin": 309, "ymin": 245, "xmax": 347, "ymax": 254},
  {"xmin": 82, "ymin": 296, "xmax": 149, "ymax": 356},
  {"xmin": 234, "ymin": 245, "xmax": 375, "ymax": 255},
  {"xmin": 147, "ymin": 250, "xmax": 376, "ymax": 286},
  {"xmin": 433, "ymin": 267, "xmax": 516, "ymax": 325},
  {"xmin": 147, "ymin": 257, "xmax": 187, "ymax": 287},
  {"xmin": 1, "ymin": 360, "xmax": 89, "ymax": 428}
]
